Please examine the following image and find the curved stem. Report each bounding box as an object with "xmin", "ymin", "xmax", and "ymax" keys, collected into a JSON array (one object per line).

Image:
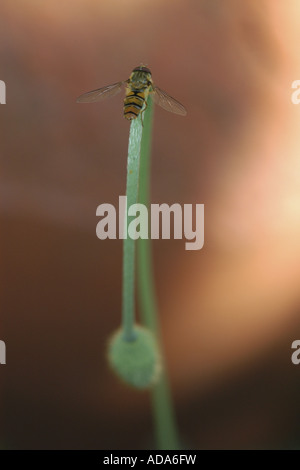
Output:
[
  {"xmin": 138, "ymin": 97, "xmax": 181, "ymax": 450},
  {"xmin": 122, "ymin": 116, "xmax": 143, "ymax": 342}
]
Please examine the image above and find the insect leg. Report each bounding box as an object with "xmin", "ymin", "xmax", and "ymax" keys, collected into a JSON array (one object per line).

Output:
[{"xmin": 141, "ymin": 100, "xmax": 148, "ymax": 127}]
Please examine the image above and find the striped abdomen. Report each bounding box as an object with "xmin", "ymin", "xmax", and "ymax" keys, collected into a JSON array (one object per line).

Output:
[{"xmin": 123, "ymin": 89, "xmax": 146, "ymax": 120}]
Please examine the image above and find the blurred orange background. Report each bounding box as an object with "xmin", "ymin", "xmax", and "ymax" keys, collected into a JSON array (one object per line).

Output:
[{"xmin": 1, "ymin": 0, "xmax": 300, "ymax": 449}]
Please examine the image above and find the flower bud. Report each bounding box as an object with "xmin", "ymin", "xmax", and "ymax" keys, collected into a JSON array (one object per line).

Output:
[{"xmin": 108, "ymin": 325, "xmax": 161, "ymax": 389}]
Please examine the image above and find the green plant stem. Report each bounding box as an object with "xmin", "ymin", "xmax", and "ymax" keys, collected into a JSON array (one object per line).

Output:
[
  {"xmin": 122, "ymin": 116, "xmax": 143, "ymax": 342},
  {"xmin": 138, "ymin": 97, "xmax": 180, "ymax": 450}
]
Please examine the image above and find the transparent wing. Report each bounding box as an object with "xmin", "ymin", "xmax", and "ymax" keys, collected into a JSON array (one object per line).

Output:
[
  {"xmin": 76, "ymin": 81, "xmax": 126, "ymax": 103},
  {"xmin": 152, "ymin": 86, "xmax": 187, "ymax": 116}
]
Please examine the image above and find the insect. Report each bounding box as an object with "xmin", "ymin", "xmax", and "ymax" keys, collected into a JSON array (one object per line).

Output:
[{"xmin": 76, "ymin": 65, "xmax": 187, "ymax": 120}]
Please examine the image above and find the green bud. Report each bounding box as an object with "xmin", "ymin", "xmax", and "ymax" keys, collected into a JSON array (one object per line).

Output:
[{"xmin": 108, "ymin": 325, "xmax": 161, "ymax": 389}]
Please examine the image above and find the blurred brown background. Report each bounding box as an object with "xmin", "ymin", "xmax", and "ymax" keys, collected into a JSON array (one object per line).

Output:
[{"xmin": 1, "ymin": 0, "xmax": 300, "ymax": 449}]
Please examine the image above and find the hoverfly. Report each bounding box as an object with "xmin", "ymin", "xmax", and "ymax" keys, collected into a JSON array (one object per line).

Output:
[{"xmin": 76, "ymin": 65, "xmax": 187, "ymax": 120}]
